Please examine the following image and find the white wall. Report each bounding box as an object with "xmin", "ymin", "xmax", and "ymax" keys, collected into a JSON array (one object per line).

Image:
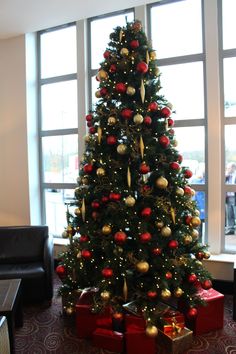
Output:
[{"xmin": 0, "ymin": 35, "xmax": 31, "ymax": 225}]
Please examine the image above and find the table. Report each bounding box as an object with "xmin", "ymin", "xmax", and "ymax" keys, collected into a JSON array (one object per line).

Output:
[{"xmin": 0, "ymin": 279, "xmax": 23, "ymax": 354}]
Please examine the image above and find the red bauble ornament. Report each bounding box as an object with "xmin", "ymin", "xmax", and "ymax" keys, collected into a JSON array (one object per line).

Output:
[
  {"xmin": 89, "ymin": 126, "xmax": 96, "ymax": 134},
  {"xmin": 102, "ymin": 267, "xmax": 113, "ymax": 278},
  {"xmin": 144, "ymin": 116, "xmax": 152, "ymax": 125},
  {"xmin": 100, "ymin": 87, "xmax": 108, "ymax": 96},
  {"xmin": 184, "ymin": 169, "xmax": 193, "ymax": 179},
  {"xmin": 92, "ymin": 211, "xmax": 99, "ymax": 220},
  {"xmin": 186, "ymin": 307, "xmax": 198, "ymax": 319},
  {"xmin": 109, "ymin": 64, "xmax": 117, "ymax": 73},
  {"xmin": 141, "ymin": 207, "xmax": 152, "ymax": 218},
  {"xmin": 168, "ymin": 240, "xmax": 179, "ymax": 249},
  {"xmin": 152, "ymin": 247, "xmax": 162, "ymax": 256},
  {"xmin": 103, "ymin": 50, "xmax": 111, "ymax": 59},
  {"xmin": 87, "ymin": 121, "xmax": 92, "ymax": 127},
  {"xmin": 177, "ymin": 154, "xmax": 183, "ymax": 163},
  {"xmin": 201, "ymin": 279, "xmax": 212, "ymax": 290},
  {"xmin": 86, "ymin": 114, "xmax": 93, "ymax": 122},
  {"xmin": 56, "ymin": 265, "xmax": 66, "ymax": 277},
  {"xmin": 142, "ymin": 185, "xmax": 151, "ymax": 193},
  {"xmin": 148, "ymin": 102, "xmax": 158, "ymax": 111},
  {"xmin": 195, "ymin": 251, "xmax": 205, "ymax": 260},
  {"xmin": 109, "ymin": 192, "xmax": 121, "ymax": 201},
  {"xmin": 139, "ymin": 163, "xmax": 150, "ymax": 174},
  {"xmin": 107, "ymin": 135, "xmax": 117, "ymax": 145},
  {"xmin": 115, "ymin": 82, "xmax": 126, "ymax": 93},
  {"xmin": 159, "ymin": 135, "xmax": 170, "ymax": 148},
  {"xmin": 79, "ymin": 235, "xmax": 89, "ymax": 243},
  {"xmin": 168, "ymin": 118, "xmax": 174, "ymax": 127},
  {"xmin": 130, "ymin": 40, "xmax": 139, "ymax": 49},
  {"xmin": 188, "ymin": 273, "xmax": 197, "ymax": 283},
  {"xmin": 139, "ymin": 232, "xmax": 152, "ymax": 243},
  {"xmin": 147, "ymin": 290, "xmax": 158, "ymax": 299},
  {"xmin": 161, "ymin": 107, "xmax": 171, "ymax": 118},
  {"xmin": 121, "ymin": 108, "xmax": 133, "ymax": 119},
  {"xmin": 170, "ymin": 162, "xmax": 180, "ymax": 171},
  {"xmin": 114, "ymin": 231, "xmax": 127, "ymax": 244},
  {"xmin": 184, "ymin": 186, "xmax": 192, "ymax": 195},
  {"xmin": 84, "ymin": 163, "xmax": 93, "ymax": 174},
  {"xmin": 91, "ymin": 200, "xmax": 100, "ymax": 209},
  {"xmin": 81, "ymin": 249, "xmax": 92, "ymax": 260},
  {"xmin": 136, "ymin": 61, "xmax": 148, "ymax": 73},
  {"xmin": 165, "ymin": 271, "xmax": 173, "ymax": 279},
  {"xmin": 101, "ymin": 196, "xmax": 109, "ymax": 203},
  {"xmin": 185, "ymin": 214, "xmax": 192, "ymax": 225}
]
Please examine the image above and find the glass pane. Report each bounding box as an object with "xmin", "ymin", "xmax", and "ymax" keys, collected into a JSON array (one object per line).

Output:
[
  {"xmin": 42, "ymin": 135, "xmax": 78, "ymax": 183},
  {"xmin": 45, "ymin": 189, "xmax": 76, "ymax": 237},
  {"xmin": 223, "ymin": 58, "xmax": 236, "ymax": 117},
  {"xmin": 41, "ymin": 80, "xmax": 78, "ymax": 130},
  {"xmin": 225, "ymin": 191, "xmax": 236, "ymax": 252},
  {"xmin": 160, "ymin": 62, "xmax": 204, "ymax": 120},
  {"xmin": 192, "ymin": 191, "xmax": 205, "ymax": 243},
  {"xmin": 225, "ymin": 125, "xmax": 236, "ymax": 184},
  {"xmin": 90, "ymin": 12, "xmax": 134, "ymax": 69},
  {"xmin": 222, "ymin": 0, "xmax": 236, "ymax": 50},
  {"xmin": 174, "ymin": 126, "xmax": 205, "ymax": 183},
  {"xmin": 40, "ymin": 25, "xmax": 76, "ymax": 78},
  {"xmin": 151, "ymin": 0, "xmax": 202, "ymax": 59}
]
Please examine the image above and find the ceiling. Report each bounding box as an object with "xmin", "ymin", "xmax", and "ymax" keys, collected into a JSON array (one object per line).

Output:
[{"xmin": 0, "ymin": 0, "xmax": 155, "ymax": 40}]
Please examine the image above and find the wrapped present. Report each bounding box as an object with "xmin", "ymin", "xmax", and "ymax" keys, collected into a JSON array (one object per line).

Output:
[
  {"xmin": 92, "ymin": 328, "xmax": 124, "ymax": 353},
  {"xmin": 160, "ymin": 310, "xmax": 185, "ymax": 334},
  {"xmin": 76, "ymin": 304, "xmax": 112, "ymax": 338},
  {"xmin": 157, "ymin": 327, "xmax": 193, "ymax": 354},
  {"xmin": 125, "ymin": 324, "xmax": 156, "ymax": 354},
  {"xmin": 78, "ymin": 287, "xmax": 98, "ymax": 305},
  {"xmin": 179, "ymin": 288, "xmax": 224, "ymax": 335},
  {"xmin": 125, "ymin": 313, "xmax": 146, "ymax": 330}
]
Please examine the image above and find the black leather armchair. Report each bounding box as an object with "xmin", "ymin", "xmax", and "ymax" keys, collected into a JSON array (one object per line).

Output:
[{"xmin": 0, "ymin": 226, "xmax": 54, "ymax": 303}]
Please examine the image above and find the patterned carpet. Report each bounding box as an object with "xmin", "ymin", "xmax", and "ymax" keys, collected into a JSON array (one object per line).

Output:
[{"xmin": 15, "ymin": 274, "xmax": 236, "ymax": 354}]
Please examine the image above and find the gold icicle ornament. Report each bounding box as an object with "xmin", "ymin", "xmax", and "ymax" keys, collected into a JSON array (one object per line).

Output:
[
  {"xmin": 97, "ymin": 127, "xmax": 102, "ymax": 144},
  {"xmin": 146, "ymin": 50, "xmax": 150, "ymax": 65},
  {"xmin": 119, "ymin": 29, "xmax": 123, "ymax": 42},
  {"xmin": 140, "ymin": 79, "xmax": 145, "ymax": 104},
  {"xmin": 170, "ymin": 207, "xmax": 176, "ymax": 224},
  {"xmin": 140, "ymin": 135, "xmax": 145, "ymax": 159},
  {"xmin": 81, "ymin": 198, "xmax": 86, "ymax": 222},
  {"xmin": 127, "ymin": 166, "xmax": 131, "ymax": 188},
  {"xmin": 123, "ymin": 277, "xmax": 128, "ymax": 302}
]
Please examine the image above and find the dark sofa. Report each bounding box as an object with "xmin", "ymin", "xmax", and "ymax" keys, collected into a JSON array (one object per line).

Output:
[{"xmin": 0, "ymin": 225, "xmax": 54, "ymax": 303}]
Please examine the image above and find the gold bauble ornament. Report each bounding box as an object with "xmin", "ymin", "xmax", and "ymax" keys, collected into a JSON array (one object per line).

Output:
[
  {"xmin": 84, "ymin": 135, "xmax": 91, "ymax": 143},
  {"xmin": 117, "ymin": 144, "xmax": 127, "ymax": 155},
  {"xmin": 155, "ymin": 221, "xmax": 164, "ymax": 229},
  {"xmin": 184, "ymin": 234, "xmax": 193, "ymax": 244},
  {"xmin": 120, "ymin": 47, "xmax": 129, "ymax": 56},
  {"xmin": 191, "ymin": 188, "xmax": 196, "ymax": 196},
  {"xmin": 195, "ymin": 260, "xmax": 202, "ymax": 267},
  {"xmin": 108, "ymin": 116, "xmax": 117, "ymax": 125},
  {"xmin": 125, "ymin": 195, "xmax": 136, "ymax": 207},
  {"xmin": 62, "ymin": 230, "xmax": 69, "ymax": 238},
  {"xmin": 192, "ymin": 229, "xmax": 199, "ymax": 239},
  {"xmin": 155, "ymin": 66, "xmax": 161, "ymax": 76},
  {"xmin": 126, "ymin": 86, "xmax": 136, "ymax": 96},
  {"xmin": 172, "ymin": 139, "xmax": 178, "ymax": 147},
  {"xmin": 156, "ymin": 176, "xmax": 168, "ymax": 189},
  {"xmin": 204, "ymin": 251, "xmax": 211, "ymax": 259},
  {"xmin": 161, "ymin": 288, "xmax": 171, "ymax": 300},
  {"xmin": 191, "ymin": 216, "xmax": 201, "ymax": 227},
  {"xmin": 161, "ymin": 226, "xmax": 172, "ymax": 237},
  {"xmin": 96, "ymin": 167, "xmax": 105, "ymax": 176},
  {"xmin": 100, "ymin": 291, "xmax": 111, "ymax": 301},
  {"xmin": 97, "ymin": 69, "xmax": 108, "ymax": 80},
  {"xmin": 176, "ymin": 187, "xmax": 184, "ymax": 196},
  {"xmin": 95, "ymin": 90, "xmax": 101, "ymax": 98},
  {"xmin": 102, "ymin": 225, "xmax": 112, "ymax": 235},
  {"xmin": 195, "ymin": 209, "xmax": 200, "ymax": 217},
  {"xmin": 65, "ymin": 306, "xmax": 74, "ymax": 315},
  {"xmin": 145, "ymin": 325, "xmax": 158, "ymax": 338},
  {"xmin": 149, "ymin": 51, "xmax": 157, "ymax": 60},
  {"xmin": 77, "ymin": 251, "xmax": 82, "ymax": 259},
  {"xmin": 174, "ymin": 287, "xmax": 184, "ymax": 298},
  {"xmin": 133, "ymin": 114, "xmax": 143, "ymax": 125},
  {"xmin": 113, "ymin": 246, "xmax": 123, "ymax": 255},
  {"xmin": 136, "ymin": 261, "xmax": 149, "ymax": 273},
  {"xmin": 74, "ymin": 208, "xmax": 81, "ymax": 216},
  {"xmin": 81, "ymin": 177, "xmax": 89, "ymax": 185}
]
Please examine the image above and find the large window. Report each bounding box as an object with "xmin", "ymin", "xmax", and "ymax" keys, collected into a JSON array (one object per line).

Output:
[
  {"xmin": 148, "ymin": 0, "xmax": 206, "ymax": 243},
  {"xmin": 38, "ymin": 23, "xmax": 78, "ymax": 237}
]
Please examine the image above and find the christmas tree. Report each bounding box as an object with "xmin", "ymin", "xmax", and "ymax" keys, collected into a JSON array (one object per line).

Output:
[{"xmin": 57, "ymin": 20, "xmax": 212, "ymax": 335}]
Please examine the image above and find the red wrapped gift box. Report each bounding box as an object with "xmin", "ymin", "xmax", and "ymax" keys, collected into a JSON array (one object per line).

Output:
[
  {"xmin": 125, "ymin": 324, "xmax": 156, "ymax": 354},
  {"xmin": 76, "ymin": 304, "xmax": 112, "ymax": 338},
  {"xmin": 92, "ymin": 328, "xmax": 124, "ymax": 353},
  {"xmin": 179, "ymin": 288, "xmax": 224, "ymax": 335},
  {"xmin": 125, "ymin": 313, "xmax": 146, "ymax": 330},
  {"xmin": 161, "ymin": 309, "xmax": 185, "ymax": 334}
]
